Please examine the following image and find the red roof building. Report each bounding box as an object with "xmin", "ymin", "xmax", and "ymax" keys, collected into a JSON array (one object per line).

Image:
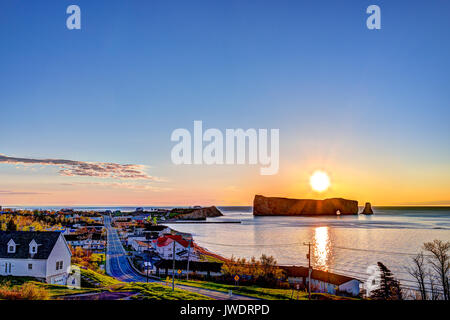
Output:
[{"xmin": 156, "ymin": 235, "xmax": 190, "ymax": 248}]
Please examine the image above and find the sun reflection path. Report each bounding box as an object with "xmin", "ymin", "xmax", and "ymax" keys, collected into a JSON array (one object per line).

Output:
[{"xmin": 313, "ymin": 226, "xmax": 331, "ymax": 271}]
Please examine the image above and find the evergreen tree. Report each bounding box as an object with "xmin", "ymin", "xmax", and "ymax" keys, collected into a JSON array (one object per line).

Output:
[{"xmin": 370, "ymin": 262, "xmax": 403, "ymax": 300}]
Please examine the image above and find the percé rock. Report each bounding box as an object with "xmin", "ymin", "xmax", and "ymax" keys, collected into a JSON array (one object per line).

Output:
[
  {"xmin": 360, "ymin": 202, "xmax": 373, "ymax": 215},
  {"xmin": 170, "ymin": 206, "xmax": 223, "ymax": 220},
  {"xmin": 253, "ymin": 195, "xmax": 359, "ymax": 216}
]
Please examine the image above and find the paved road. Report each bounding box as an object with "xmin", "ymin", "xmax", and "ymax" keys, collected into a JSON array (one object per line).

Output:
[{"xmin": 104, "ymin": 215, "xmax": 257, "ymax": 300}]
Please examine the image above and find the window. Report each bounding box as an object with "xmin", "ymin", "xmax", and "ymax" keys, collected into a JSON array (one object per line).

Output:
[
  {"xmin": 29, "ymin": 240, "xmax": 38, "ymax": 255},
  {"xmin": 56, "ymin": 261, "xmax": 63, "ymax": 270},
  {"xmin": 28, "ymin": 263, "xmax": 33, "ymax": 270},
  {"xmin": 7, "ymin": 239, "xmax": 16, "ymax": 253}
]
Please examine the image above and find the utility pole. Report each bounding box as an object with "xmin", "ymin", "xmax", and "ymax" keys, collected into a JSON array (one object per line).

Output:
[
  {"xmin": 146, "ymin": 238, "xmax": 150, "ymax": 283},
  {"xmin": 186, "ymin": 239, "xmax": 192, "ymax": 281},
  {"xmin": 303, "ymin": 242, "xmax": 312, "ymax": 300},
  {"xmin": 172, "ymin": 240, "xmax": 176, "ymax": 291}
]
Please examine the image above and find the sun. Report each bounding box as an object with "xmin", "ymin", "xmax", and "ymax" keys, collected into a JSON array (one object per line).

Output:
[{"xmin": 310, "ymin": 170, "xmax": 330, "ymax": 192}]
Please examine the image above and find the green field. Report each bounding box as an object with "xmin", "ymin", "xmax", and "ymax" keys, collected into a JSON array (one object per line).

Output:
[
  {"xmin": 112, "ymin": 282, "xmax": 212, "ymax": 300},
  {"xmin": 164, "ymin": 279, "xmax": 358, "ymax": 300},
  {"xmin": 77, "ymin": 267, "xmax": 210, "ymax": 300},
  {"xmin": 1, "ymin": 268, "xmax": 210, "ymax": 300}
]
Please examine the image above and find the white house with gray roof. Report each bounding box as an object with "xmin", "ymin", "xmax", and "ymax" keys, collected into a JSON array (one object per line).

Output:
[{"xmin": 0, "ymin": 231, "xmax": 72, "ymax": 285}]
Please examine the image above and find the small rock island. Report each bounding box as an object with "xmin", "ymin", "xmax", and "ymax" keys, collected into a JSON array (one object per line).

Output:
[
  {"xmin": 253, "ymin": 195, "xmax": 361, "ymax": 216},
  {"xmin": 168, "ymin": 206, "xmax": 223, "ymax": 220},
  {"xmin": 360, "ymin": 202, "xmax": 374, "ymax": 215}
]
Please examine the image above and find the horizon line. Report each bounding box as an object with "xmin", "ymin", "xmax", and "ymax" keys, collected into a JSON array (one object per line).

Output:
[{"xmin": 2, "ymin": 204, "xmax": 450, "ymax": 208}]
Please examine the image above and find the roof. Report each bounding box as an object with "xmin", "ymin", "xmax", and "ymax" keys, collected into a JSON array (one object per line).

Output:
[
  {"xmin": 91, "ymin": 233, "xmax": 104, "ymax": 241},
  {"xmin": 64, "ymin": 232, "xmax": 103, "ymax": 241},
  {"xmin": 155, "ymin": 259, "xmax": 222, "ymax": 272},
  {"xmin": 280, "ymin": 266, "xmax": 359, "ymax": 285},
  {"xmin": 0, "ymin": 231, "xmax": 62, "ymax": 259},
  {"xmin": 64, "ymin": 234, "xmax": 87, "ymax": 241},
  {"xmin": 144, "ymin": 225, "xmax": 168, "ymax": 231},
  {"xmin": 135, "ymin": 240, "xmax": 153, "ymax": 247},
  {"xmin": 156, "ymin": 235, "xmax": 190, "ymax": 248}
]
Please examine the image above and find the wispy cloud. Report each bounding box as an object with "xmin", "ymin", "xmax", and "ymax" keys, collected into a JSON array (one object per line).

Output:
[
  {"xmin": 0, "ymin": 154, "xmax": 159, "ymax": 181},
  {"xmin": 61, "ymin": 181, "xmax": 171, "ymax": 192},
  {"xmin": 0, "ymin": 190, "xmax": 50, "ymax": 195}
]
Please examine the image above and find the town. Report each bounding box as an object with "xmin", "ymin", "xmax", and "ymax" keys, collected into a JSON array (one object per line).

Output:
[{"xmin": 0, "ymin": 206, "xmax": 367, "ymax": 300}]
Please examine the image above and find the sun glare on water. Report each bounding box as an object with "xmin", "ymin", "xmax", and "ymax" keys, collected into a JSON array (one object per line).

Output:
[{"xmin": 310, "ymin": 170, "xmax": 330, "ymax": 192}]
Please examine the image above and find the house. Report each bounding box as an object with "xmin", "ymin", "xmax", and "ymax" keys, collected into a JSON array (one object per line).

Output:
[
  {"xmin": 144, "ymin": 225, "xmax": 171, "ymax": 236},
  {"xmin": 280, "ymin": 266, "xmax": 361, "ymax": 297},
  {"xmin": 86, "ymin": 233, "xmax": 106, "ymax": 251},
  {"xmin": 127, "ymin": 235, "xmax": 146, "ymax": 247},
  {"xmin": 155, "ymin": 235, "xmax": 197, "ymax": 261},
  {"xmin": 64, "ymin": 232, "xmax": 105, "ymax": 252},
  {"xmin": 64, "ymin": 234, "xmax": 87, "ymax": 248},
  {"xmin": 153, "ymin": 259, "xmax": 223, "ymax": 277},
  {"xmin": 0, "ymin": 231, "xmax": 72, "ymax": 284},
  {"xmin": 131, "ymin": 239, "xmax": 154, "ymax": 253}
]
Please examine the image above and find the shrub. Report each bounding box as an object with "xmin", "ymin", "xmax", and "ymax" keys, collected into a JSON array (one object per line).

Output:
[{"xmin": 0, "ymin": 282, "xmax": 49, "ymax": 300}]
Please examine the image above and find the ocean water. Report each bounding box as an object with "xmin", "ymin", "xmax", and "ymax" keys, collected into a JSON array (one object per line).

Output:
[{"xmin": 164, "ymin": 206, "xmax": 450, "ymax": 290}]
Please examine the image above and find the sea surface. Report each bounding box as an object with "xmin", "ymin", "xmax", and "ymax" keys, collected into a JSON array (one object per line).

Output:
[{"xmin": 9, "ymin": 205, "xmax": 450, "ymax": 290}]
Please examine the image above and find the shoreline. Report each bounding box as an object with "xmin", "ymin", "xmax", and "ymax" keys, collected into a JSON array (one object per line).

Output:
[{"xmin": 165, "ymin": 220, "xmax": 241, "ymax": 224}]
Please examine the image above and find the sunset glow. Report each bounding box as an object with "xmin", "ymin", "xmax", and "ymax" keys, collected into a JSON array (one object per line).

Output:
[
  {"xmin": 313, "ymin": 226, "xmax": 331, "ymax": 271},
  {"xmin": 310, "ymin": 171, "xmax": 331, "ymax": 192}
]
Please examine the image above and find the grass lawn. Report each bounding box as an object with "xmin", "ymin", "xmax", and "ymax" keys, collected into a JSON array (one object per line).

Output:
[
  {"xmin": 33, "ymin": 282, "xmax": 101, "ymax": 299},
  {"xmin": 198, "ymin": 254, "xmax": 225, "ymax": 263},
  {"xmin": 79, "ymin": 267, "xmax": 210, "ymax": 300},
  {"xmin": 164, "ymin": 279, "xmax": 358, "ymax": 300},
  {"xmin": 1, "ymin": 267, "xmax": 210, "ymax": 300},
  {"xmin": 0, "ymin": 275, "xmax": 37, "ymax": 286},
  {"xmin": 79, "ymin": 267, "xmax": 122, "ymax": 286},
  {"xmin": 113, "ymin": 282, "xmax": 212, "ymax": 300}
]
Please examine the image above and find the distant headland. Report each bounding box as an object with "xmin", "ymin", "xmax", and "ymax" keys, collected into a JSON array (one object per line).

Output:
[{"xmin": 253, "ymin": 195, "xmax": 373, "ymax": 216}]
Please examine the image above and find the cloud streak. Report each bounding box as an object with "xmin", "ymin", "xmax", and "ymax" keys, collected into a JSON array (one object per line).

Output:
[
  {"xmin": 61, "ymin": 181, "xmax": 171, "ymax": 192},
  {"xmin": 0, "ymin": 190, "xmax": 50, "ymax": 195},
  {"xmin": 0, "ymin": 154, "xmax": 157, "ymax": 180}
]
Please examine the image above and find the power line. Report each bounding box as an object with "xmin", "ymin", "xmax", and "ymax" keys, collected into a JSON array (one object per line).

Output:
[{"xmin": 197, "ymin": 239, "xmax": 425, "ymax": 256}]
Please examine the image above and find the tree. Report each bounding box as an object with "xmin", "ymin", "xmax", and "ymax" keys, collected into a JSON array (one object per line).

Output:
[
  {"xmin": 259, "ymin": 254, "xmax": 283, "ymax": 281},
  {"xmin": 370, "ymin": 262, "xmax": 403, "ymax": 300},
  {"xmin": 221, "ymin": 254, "xmax": 283, "ymax": 286},
  {"xmin": 408, "ymin": 252, "xmax": 427, "ymax": 300},
  {"xmin": 6, "ymin": 219, "xmax": 17, "ymax": 231},
  {"xmin": 423, "ymin": 239, "xmax": 450, "ymax": 300},
  {"xmin": 428, "ymin": 273, "xmax": 441, "ymax": 300}
]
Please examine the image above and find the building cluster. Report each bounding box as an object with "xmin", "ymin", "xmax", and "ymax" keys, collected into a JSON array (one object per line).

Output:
[
  {"xmin": 0, "ymin": 208, "xmax": 362, "ymax": 297},
  {"xmin": 113, "ymin": 216, "xmax": 223, "ymax": 277},
  {"xmin": 62, "ymin": 220, "xmax": 106, "ymax": 253}
]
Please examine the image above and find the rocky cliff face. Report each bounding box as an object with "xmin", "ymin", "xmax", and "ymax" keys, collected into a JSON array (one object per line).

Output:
[
  {"xmin": 170, "ymin": 206, "xmax": 223, "ymax": 220},
  {"xmin": 360, "ymin": 202, "xmax": 373, "ymax": 215},
  {"xmin": 253, "ymin": 195, "xmax": 359, "ymax": 216}
]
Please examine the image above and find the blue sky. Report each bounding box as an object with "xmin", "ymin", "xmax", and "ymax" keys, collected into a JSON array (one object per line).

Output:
[{"xmin": 0, "ymin": 0, "xmax": 449, "ymax": 205}]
